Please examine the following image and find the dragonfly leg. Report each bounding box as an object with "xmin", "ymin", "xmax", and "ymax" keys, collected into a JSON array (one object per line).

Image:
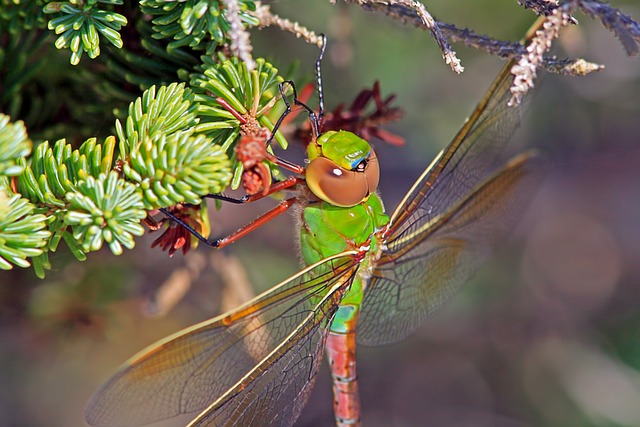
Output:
[
  {"xmin": 200, "ymin": 175, "xmax": 304, "ymax": 205},
  {"xmin": 326, "ymin": 331, "xmax": 361, "ymax": 427},
  {"xmin": 268, "ymin": 35, "xmax": 327, "ymax": 148},
  {"xmin": 268, "ymin": 80, "xmax": 318, "ymax": 145},
  {"xmin": 214, "ymin": 196, "xmax": 298, "ymax": 249},
  {"xmin": 270, "ymin": 32, "xmax": 326, "ymax": 144},
  {"xmin": 160, "ymin": 176, "xmax": 302, "ymax": 248},
  {"xmin": 161, "ymin": 196, "xmax": 297, "ymax": 249},
  {"xmin": 265, "ymin": 152, "xmax": 306, "ymax": 175}
]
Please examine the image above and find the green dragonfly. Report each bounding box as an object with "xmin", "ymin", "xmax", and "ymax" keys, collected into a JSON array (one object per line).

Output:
[{"xmin": 85, "ymin": 36, "xmax": 544, "ymax": 427}]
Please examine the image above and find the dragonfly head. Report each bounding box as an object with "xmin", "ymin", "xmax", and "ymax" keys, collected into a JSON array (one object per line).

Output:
[{"xmin": 306, "ymin": 130, "xmax": 380, "ymax": 207}]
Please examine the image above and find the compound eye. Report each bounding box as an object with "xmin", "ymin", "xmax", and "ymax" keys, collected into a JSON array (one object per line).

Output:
[
  {"xmin": 306, "ymin": 150, "xmax": 379, "ymax": 207},
  {"xmin": 363, "ymin": 149, "xmax": 380, "ymax": 195}
]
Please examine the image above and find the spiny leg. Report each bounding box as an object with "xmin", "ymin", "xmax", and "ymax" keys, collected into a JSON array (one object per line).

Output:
[{"xmin": 159, "ymin": 175, "xmax": 304, "ymax": 248}]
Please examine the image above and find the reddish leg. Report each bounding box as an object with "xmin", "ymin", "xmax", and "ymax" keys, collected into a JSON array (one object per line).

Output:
[
  {"xmin": 265, "ymin": 152, "xmax": 305, "ymax": 175},
  {"xmin": 216, "ymin": 97, "xmax": 306, "ymax": 178},
  {"xmin": 214, "ymin": 197, "xmax": 297, "ymax": 248},
  {"xmin": 160, "ymin": 176, "xmax": 304, "ymax": 249},
  {"xmin": 228, "ymin": 175, "xmax": 304, "ymax": 204}
]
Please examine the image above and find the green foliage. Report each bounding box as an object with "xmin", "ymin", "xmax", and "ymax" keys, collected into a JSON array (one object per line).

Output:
[
  {"xmin": 91, "ymin": 17, "xmax": 200, "ymax": 98},
  {"xmin": 64, "ymin": 172, "xmax": 145, "ymax": 255},
  {"xmin": 0, "ymin": 193, "xmax": 51, "ymax": 272},
  {"xmin": 0, "ymin": 115, "xmax": 31, "ymax": 176},
  {"xmin": 116, "ymin": 82, "xmax": 200, "ymax": 145},
  {"xmin": 120, "ymin": 131, "xmax": 231, "ymax": 209},
  {"xmin": 0, "ymin": 29, "xmax": 50, "ymax": 123},
  {"xmin": 192, "ymin": 57, "xmax": 287, "ymax": 189},
  {"xmin": 0, "ymin": 0, "xmax": 291, "ymax": 276},
  {"xmin": 193, "ymin": 57, "xmax": 285, "ymax": 134},
  {"xmin": 116, "ymin": 83, "xmax": 232, "ymax": 208},
  {"xmin": 0, "ymin": 114, "xmax": 50, "ymax": 274},
  {"xmin": 11, "ymin": 134, "xmax": 137, "ymax": 272},
  {"xmin": 2, "ymin": 78, "xmax": 234, "ymax": 273},
  {"xmin": 15, "ymin": 137, "xmax": 116, "ymax": 206},
  {"xmin": 44, "ymin": 0, "xmax": 127, "ymax": 65},
  {"xmin": 140, "ymin": 0, "xmax": 259, "ymax": 51},
  {"xmin": 0, "ymin": 0, "xmax": 47, "ymax": 32}
]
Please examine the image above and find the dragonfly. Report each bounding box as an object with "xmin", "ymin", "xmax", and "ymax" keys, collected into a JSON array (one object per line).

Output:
[{"xmin": 85, "ymin": 31, "xmax": 545, "ymax": 427}]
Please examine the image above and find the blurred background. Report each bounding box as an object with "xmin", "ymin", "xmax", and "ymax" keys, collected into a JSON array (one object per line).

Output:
[{"xmin": 2, "ymin": 1, "xmax": 640, "ymax": 426}]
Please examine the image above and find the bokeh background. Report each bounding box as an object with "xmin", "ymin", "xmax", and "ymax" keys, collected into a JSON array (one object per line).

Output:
[{"xmin": 2, "ymin": 1, "xmax": 640, "ymax": 426}]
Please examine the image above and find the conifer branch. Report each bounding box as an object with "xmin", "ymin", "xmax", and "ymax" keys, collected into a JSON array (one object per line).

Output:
[{"xmin": 43, "ymin": 0, "xmax": 128, "ymax": 65}]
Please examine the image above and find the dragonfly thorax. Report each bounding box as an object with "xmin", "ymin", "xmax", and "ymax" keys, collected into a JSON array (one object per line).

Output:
[{"xmin": 299, "ymin": 192, "xmax": 389, "ymax": 267}]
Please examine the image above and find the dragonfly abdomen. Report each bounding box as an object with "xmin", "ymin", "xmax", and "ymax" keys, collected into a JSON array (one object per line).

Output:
[{"xmin": 326, "ymin": 330, "xmax": 361, "ymax": 427}]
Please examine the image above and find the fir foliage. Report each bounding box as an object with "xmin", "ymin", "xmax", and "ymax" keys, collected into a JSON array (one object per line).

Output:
[
  {"xmin": 91, "ymin": 17, "xmax": 199, "ymax": 98},
  {"xmin": 0, "ymin": 2, "xmax": 287, "ymax": 276},
  {"xmin": 2, "ymin": 80, "xmax": 234, "ymax": 274},
  {"xmin": 0, "ymin": 0, "xmax": 47, "ymax": 32},
  {"xmin": 192, "ymin": 56, "xmax": 286, "ymax": 189},
  {"xmin": 64, "ymin": 172, "xmax": 145, "ymax": 256},
  {"xmin": 0, "ymin": 193, "xmax": 50, "ymax": 272},
  {"xmin": 116, "ymin": 83, "xmax": 232, "ymax": 209},
  {"xmin": 0, "ymin": 114, "xmax": 31, "ymax": 176},
  {"xmin": 0, "ymin": 114, "xmax": 50, "ymax": 274},
  {"xmin": 44, "ymin": 0, "xmax": 127, "ymax": 65},
  {"xmin": 140, "ymin": 0, "xmax": 259, "ymax": 52},
  {"xmin": 0, "ymin": 22, "xmax": 49, "ymax": 122}
]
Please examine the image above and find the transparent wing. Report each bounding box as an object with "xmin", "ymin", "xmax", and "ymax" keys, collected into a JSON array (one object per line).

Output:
[
  {"xmin": 387, "ymin": 58, "xmax": 534, "ymax": 237},
  {"xmin": 188, "ymin": 272, "xmax": 348, "ymax": 427},
  {"xmin": 357, "ymin": 152, "xmax": 544, "ymax": 346},
  {"xmin": 86, "ymin": 252, "xmax": 360, "ymax": 427}
]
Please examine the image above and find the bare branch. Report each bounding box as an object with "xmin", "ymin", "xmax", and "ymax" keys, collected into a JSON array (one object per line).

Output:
[
  {"xmin": 440, "ymin": 23, "xmax": 529, "ymax": 58},
  {"xmin": 509, "ymin": 3, "xmax": 576, "ymax": 105},
  {"xmin": 253, "ymin": 4, "xmax": 325, "ymax": 47},
  {"xmin": 518, "ymin": 0, "xmax": 579, "ymax": 25},
  {"xmin": 223, "ymin": 0, "xmax": 256, "ymax": 70},
  {"xmin": 518, "ymin": 0, "xmax": 560, "ymax": 16},
  {"xmin": 543, "ymin": 57, "xmax": 604, "ymax": 75},
  {"xmin": 253, "ymin": 0, "xmax": 636, "ymax": 105},
  {"xmin": 578, "ymin": 0, "xmax": 640, "ymax": 56},
  {"xmin": 340, "ymin": 0, "xmax": 464, "ymax": 73}
]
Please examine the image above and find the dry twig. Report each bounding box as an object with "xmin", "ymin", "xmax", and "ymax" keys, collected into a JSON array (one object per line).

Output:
[
  {"xmin": 340, "ymin": 0, "xmax": 464, "ymax": 73},
  {"xmin": 223, "ymin": 0, "xmax": 256, "ymax": 70},
  {"xmin": 509, "ymin": 3, "xmax": 576, "ymax": 105},
  {"xmin": 578, "ymin": 0, "xmax": 640, "ymax": 56},
  {"xmin": 253, "ymin": 4, "xmax": 325, "ymax": 47}
]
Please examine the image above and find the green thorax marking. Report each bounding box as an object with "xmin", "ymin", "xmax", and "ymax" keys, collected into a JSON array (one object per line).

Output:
[
  {"xmin": 308, "ymin": 130, "xmax": 371, "ymax": 170},
  {"xmin": 300, "ymin": 193, "xmax": 388, "ymax": 267}
]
